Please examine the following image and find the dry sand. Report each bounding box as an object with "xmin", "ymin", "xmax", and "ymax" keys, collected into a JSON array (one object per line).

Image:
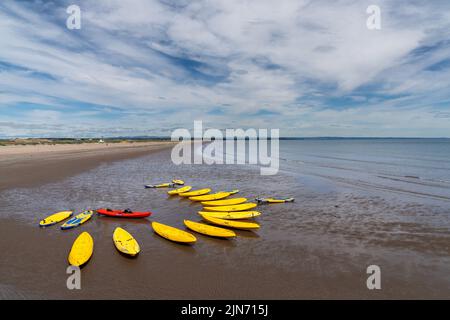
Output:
[{"xmin": 0, "ymin": 141, "xmax": 175, "ymax": 191}]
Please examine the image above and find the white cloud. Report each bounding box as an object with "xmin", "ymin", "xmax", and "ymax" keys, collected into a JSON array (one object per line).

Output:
[{"xmin": 0, "ymin": 0, "xmax": 449, "ymax": 137}]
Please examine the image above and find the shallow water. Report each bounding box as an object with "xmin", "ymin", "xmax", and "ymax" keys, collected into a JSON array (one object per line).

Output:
[{"xmin": 0, "ymin": 140, "xmax": 449, "ymax": 299}]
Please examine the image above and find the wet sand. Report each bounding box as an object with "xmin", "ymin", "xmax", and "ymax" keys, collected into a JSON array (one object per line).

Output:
[
  {"xmin": 0, "ymin": 144, "xmax": 449, "ymax": 299},
  {"xmin": 0, "ymin": 142, "xmax": 175, "ymax": 191}
]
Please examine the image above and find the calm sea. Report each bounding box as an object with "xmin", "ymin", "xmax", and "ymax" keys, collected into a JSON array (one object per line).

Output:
[{"xmin": 278, "ymin": 138, "xmax": 450, "ymax": 202}]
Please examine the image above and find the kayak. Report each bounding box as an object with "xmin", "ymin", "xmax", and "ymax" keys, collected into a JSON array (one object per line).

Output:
[
  {"xmin": 178, "ymin": 188, "xmax": 211, "ymax": 197},
  {"xmin": 151, "ymin": 221, "xmax": 197, "ymax": 244},
  {"xmin": 201, "ymin": 215, "xmax": 260, "ymax": 230},
  {"xmin": 61, "ymin": 210, "xmax": 93, "ymax": 230},
  {"xmin": 145, "ymin": 183, "xmax": 175, "ymax": 188},
  {"xmin": 168, "ymin": 186, "xmax": 192, "ymax": 195},
  {"xmin": 203, "ymin": 203, "xmax": 257, "ymax": 212},
  {"xmin": 256, "ymin": 197, "xmax": 295, "ymax": 204},
  {"xmin": 216, "ymin": 189, "xmax": 239, "ymax": 195},
  {"xmin": 39, "ymin": 211, "xmax": 73, "ymax": 227},
  {"xmin": 97, "ymin": 208, "xmax": 151, "ymax": 218},
  {"xmin": 68, "ymin": 232, "xmax": 94, "ymax": 266},
  {"xmin": 188, "ymin": 191, "xmax": 236, "ymax": 201},
  {"xmin": 145, "ymin": 179, "xmax": 184, "ymax": 188},
  {"xmin": 198, "ymin": 211, "xmax": 261, "ymax": 219},
  {"xmin": 201, "ymin": 198, "xmax": 247, "ymax": 206},
  {"xmin": 184, "ymin": 220, "xmax": 236, "ymax": 238},
  {"xmin": 113, "ymin": 227, "xmax": 140, "ymax": 256}
]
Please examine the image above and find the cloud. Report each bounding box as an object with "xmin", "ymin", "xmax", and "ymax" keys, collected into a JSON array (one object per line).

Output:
[{"xmin": 0, "ymin": 0, "xmax": 449, "ymax": 137}]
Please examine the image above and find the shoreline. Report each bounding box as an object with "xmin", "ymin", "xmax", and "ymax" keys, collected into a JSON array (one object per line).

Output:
[{"xmin": 0, "ymin": 141, "xmax": 175, "ymax": 191}]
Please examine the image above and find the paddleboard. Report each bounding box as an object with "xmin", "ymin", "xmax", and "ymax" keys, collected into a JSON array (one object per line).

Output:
[
  {"xmin": 68, "ymin": 232, "xmax": 94, "ymax": 266},
  {"xmin": 61, "ymin": 210, "xmax": 93, "ymax": 230},
  {"xmin": 39, "ymin": 211, "xmax": 73, "ymax": 227},
  {"xmin": 113, "ymin": 227, "xmax": 140, "ymax": 256},
  {"xmin": 145, "ymin": 183, "xmax": 175, "ymax": 188},
  {"xmin": 256, "ymin": 197, "xmax": 295, "ymax": 204}
]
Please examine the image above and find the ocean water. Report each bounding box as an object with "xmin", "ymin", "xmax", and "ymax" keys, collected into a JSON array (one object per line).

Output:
[
  {"xmin": 278, "ymin": 139, "xmax": 450, "ymax": 202},
  {"xmin": 0, "ymin": 139, "xmax": 449, "ymax": 298},
  {"xmin": 199, "ymin": 138, "xmax": 450, "ymax": 203}
]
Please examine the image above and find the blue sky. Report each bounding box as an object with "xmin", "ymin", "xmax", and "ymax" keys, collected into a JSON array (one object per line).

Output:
[{"xmin": 0, "ymin": 0, "xmax": 450, "ymax": 137}]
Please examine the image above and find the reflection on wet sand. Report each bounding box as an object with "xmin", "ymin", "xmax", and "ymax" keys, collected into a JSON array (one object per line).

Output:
[{"xmin": 150, "ymin": 232, "xmax": 198, "ymax": 254}]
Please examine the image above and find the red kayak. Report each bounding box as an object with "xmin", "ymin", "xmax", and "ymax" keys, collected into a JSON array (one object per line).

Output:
[{"xmin": 97, "ymin": 208, "xmax": 152, "ymax": 218}]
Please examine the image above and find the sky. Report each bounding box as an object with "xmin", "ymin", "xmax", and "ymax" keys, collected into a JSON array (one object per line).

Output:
[{"xmin": 0, "ymin": 0, "xmax": 450, "ymax": 138}]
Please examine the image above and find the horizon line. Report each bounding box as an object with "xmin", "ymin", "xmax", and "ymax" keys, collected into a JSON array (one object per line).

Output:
[{"xmin": 1, "ymin": 136, "xmax": 450, "ymax": 140}]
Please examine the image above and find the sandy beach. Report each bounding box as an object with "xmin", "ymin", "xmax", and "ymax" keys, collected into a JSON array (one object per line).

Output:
[
  {"xmin": 0, "ymin": 140, "xmax": 449, "ymax": 299},
  {"xmin": 0, "ymin": 141, "xmax": 175, "ymax": 191}
]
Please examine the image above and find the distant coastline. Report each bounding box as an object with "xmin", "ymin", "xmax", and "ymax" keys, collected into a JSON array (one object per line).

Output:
[
  {"xmin": 0, "ymin": 137, "xmax": 171, "ymax": 146},
  {"xmin": 1, "ymin": 136, "xmax": 449, "ymax": 146},
  {"xmin": 0, "ymin": 140, "xmax": 175, "ymax": 191}
]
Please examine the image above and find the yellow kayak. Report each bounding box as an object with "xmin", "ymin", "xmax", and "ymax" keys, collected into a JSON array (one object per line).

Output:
[
  {"xmin": 179, "ymin": 188, "xmax": 211, "ymax": 197},
  {"xmin": 198, "ymin": 211, "xmax": 261, "ymax": 219},
  {"xmin": 201, "ymin": 215, "xmax": 260, "ymax": 230},
  {"xmin": 256, "ymin": 197, "xmax": 295, "ymax": 204},
  {"xmin": 39, "ymin": 211, "xmax": 73, "ymax": 227},
  {"xmin": 188, "ymin": 191, "xmax": 235, "ymax": 201},
  {"xmin": 184, "ymin": 220, "xmax": 236, "ymax": 238},
  {"xmin": 172, "ymin": 179, "xmax": 185, "ymax": 185},
  {"xmin": 203, "ymin": 203, "xmax": 257, "ymax": 212},
  {"xmin": 168, "ymin": 186, "xmax": 192, "ymax": 195},
  {"xmin": 61, "ymin": 210, "xmax": 93, "ymax": 230},
  {"xmin": 151, "ymin": 221, "xmax": 196, "ymax": 244},
  {"xmin": 201, "ymin": 198, "xmax": 247, "ymax": 206},
  {"xmin": 68, "ymin": 232, "xmax": 94, "ymax": 266},
  {"xmin": 113, "ymin": 227, "xmax": 140, "ymax": 256}
]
